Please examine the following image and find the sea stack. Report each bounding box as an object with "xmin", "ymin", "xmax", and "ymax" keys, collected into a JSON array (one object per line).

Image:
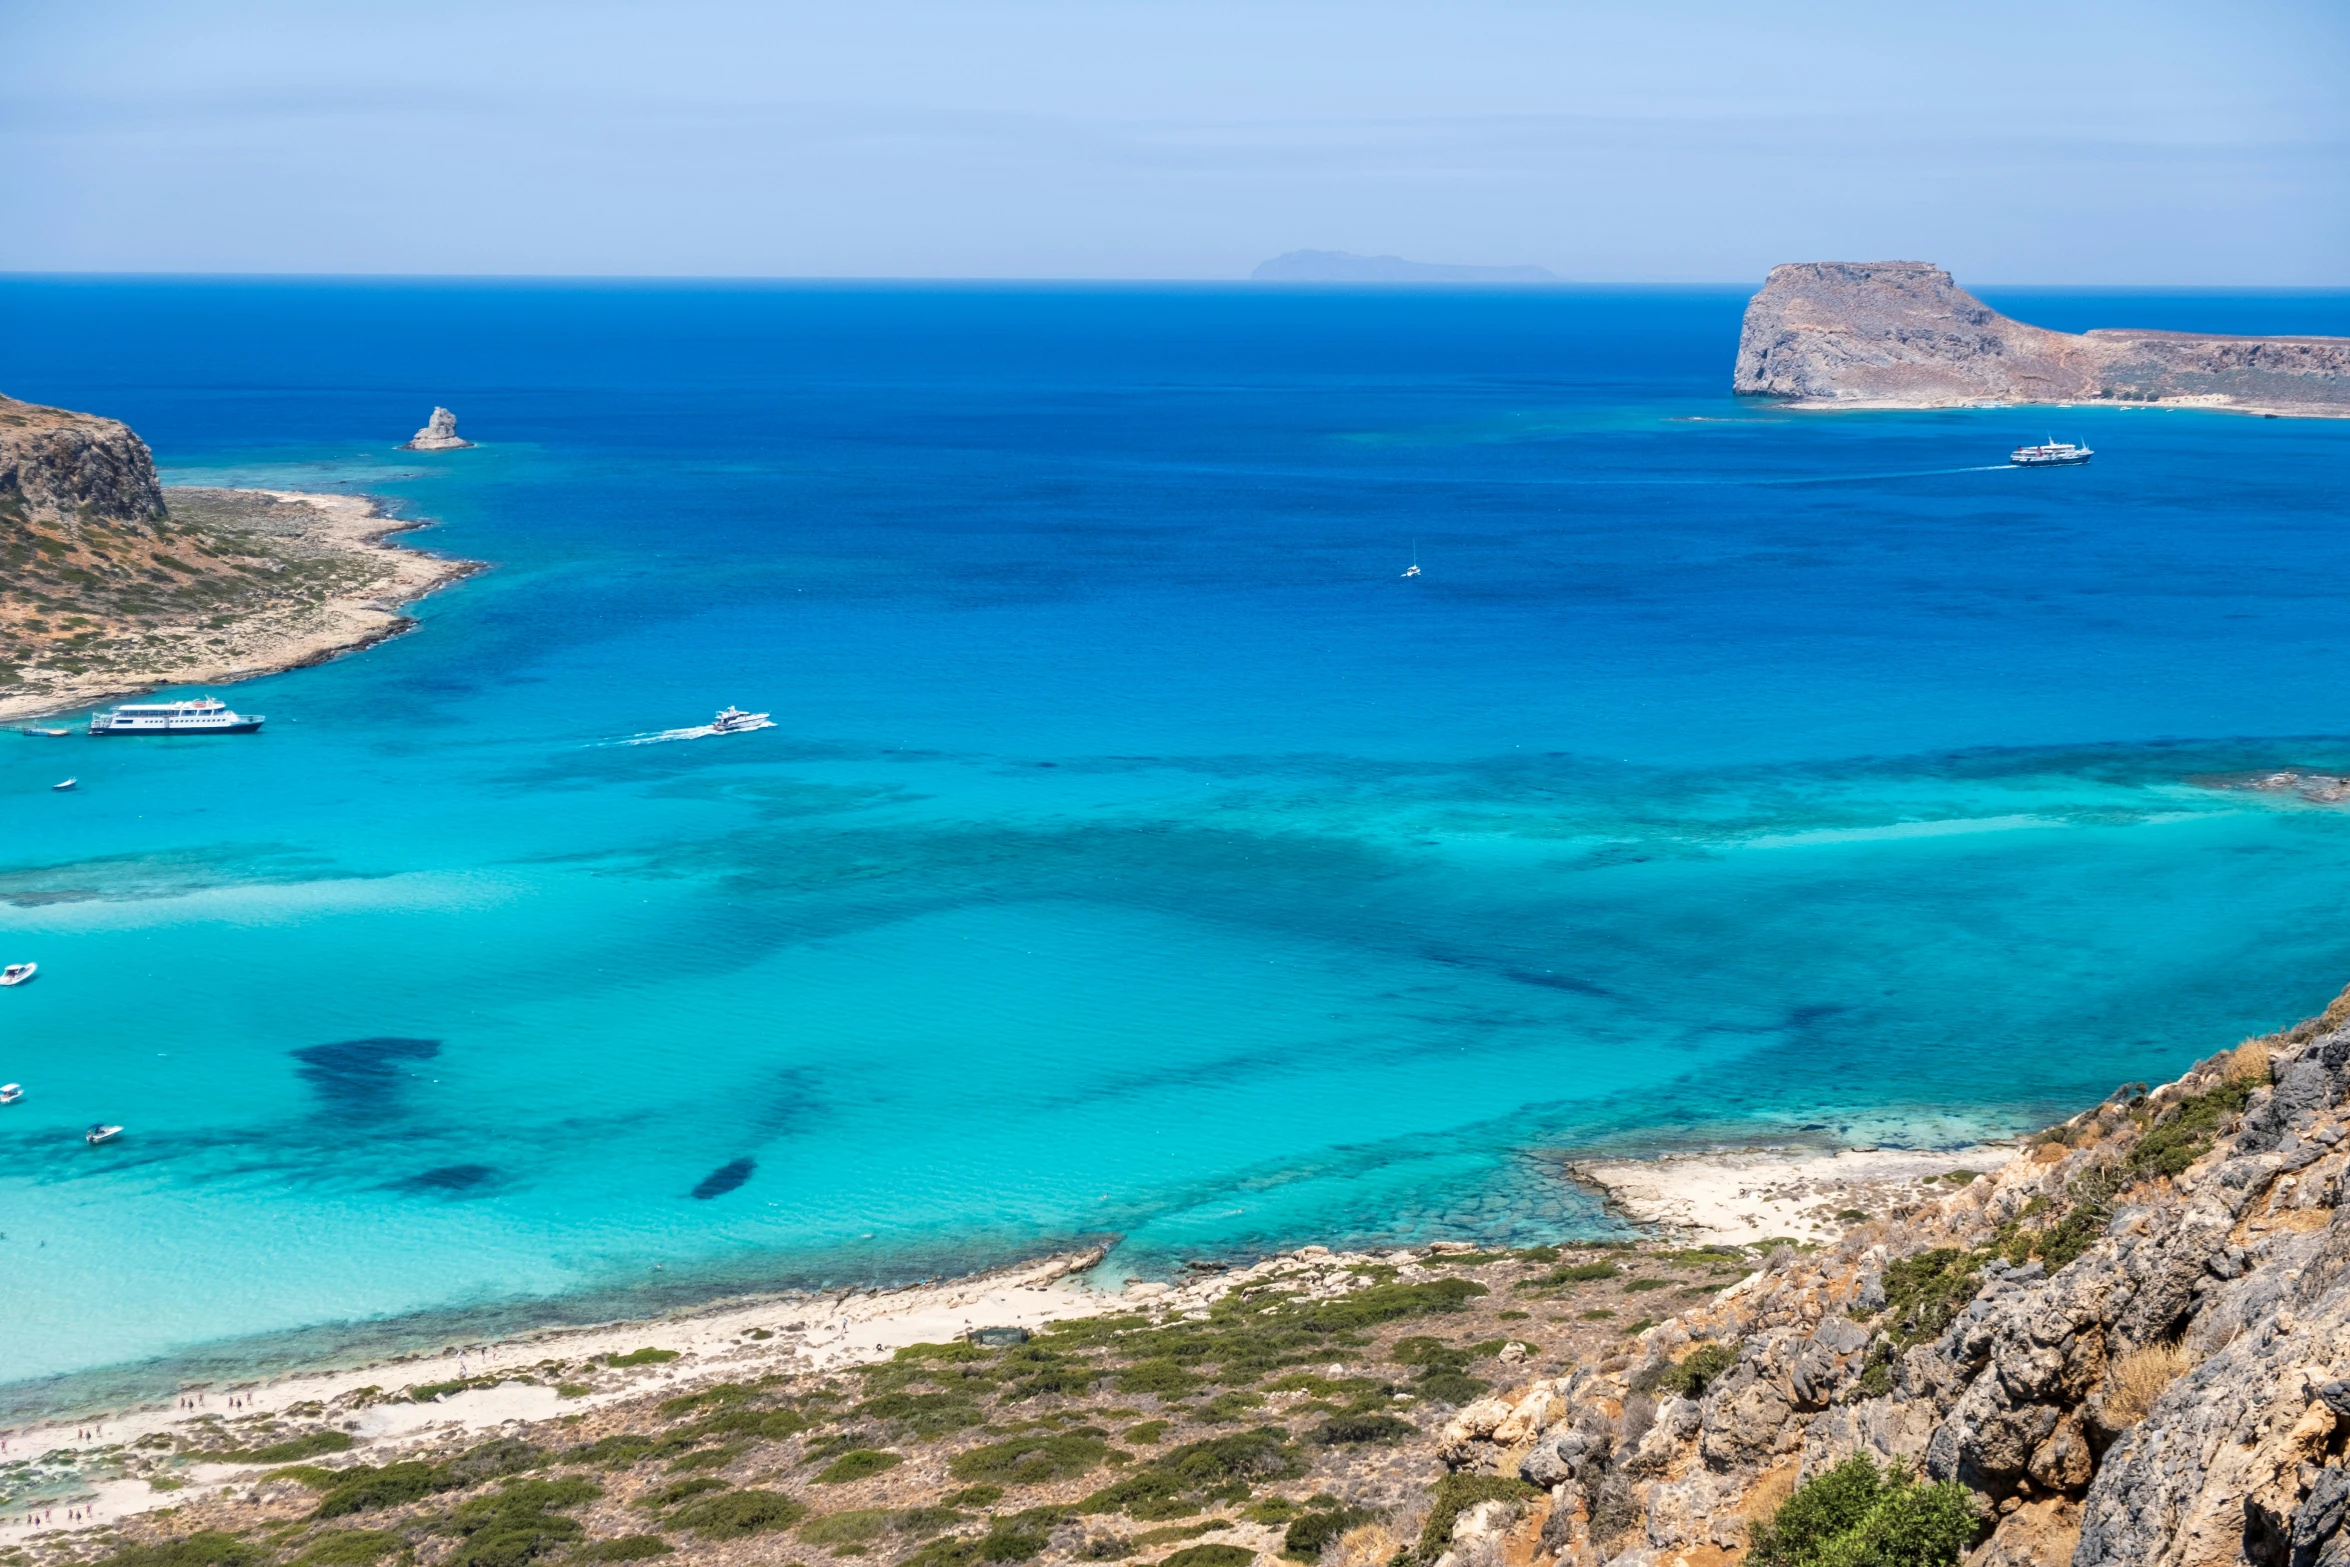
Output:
[
  {"xmin": 401, "ymin": 406, "xmax": 475, "ymax": 451},
  {"xmin": 1732, "ymin": 261, "xmax": 2350, "ymax": 416}
]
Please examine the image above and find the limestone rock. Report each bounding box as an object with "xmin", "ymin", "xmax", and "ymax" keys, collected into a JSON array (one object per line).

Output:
[
  {"xmin": 0, "ymin": 393, "xmax": 167, "ymax": 529},
  {"xmin": 1732, "ymin": 261, "xmax": 2350, "ymax": 415},
  {"xmin": 402, "ymin": 406, "xmax": 475, "ymax": 451}
]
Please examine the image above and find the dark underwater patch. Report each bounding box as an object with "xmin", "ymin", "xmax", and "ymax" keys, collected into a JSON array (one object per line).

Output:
[
  {"xmin": 691, "ymin": 1157, "xmax": 756, "ymax": 1200},
  {"xmin": 386, "ymin": 1163, "xmax": 500, "ymax": 1197},
  {"xmin": 291, "ymin": 1037, "xmax": 441, "ymax": 1121}
]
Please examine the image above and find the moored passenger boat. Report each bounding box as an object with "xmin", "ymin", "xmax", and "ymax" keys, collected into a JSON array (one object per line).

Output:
[{"xmin": 89, "ymin": 697, "xmax": 264, "ymax": 735}]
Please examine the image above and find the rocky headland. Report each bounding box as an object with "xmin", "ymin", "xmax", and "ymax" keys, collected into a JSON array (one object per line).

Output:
[
  {"xmin": 9, "ymin": 983, "xmax": 2350, "ymax": 1567},
  {"xmin": 1732, "ymin": 262, "xmax": 2350, "ymax": 416},
  {"xmin": 0, "ymin": 394, "xmax": 480, "ymax": 721}
]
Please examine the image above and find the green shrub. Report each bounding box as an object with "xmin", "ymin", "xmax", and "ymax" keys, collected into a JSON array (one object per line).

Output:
[
  {"xmin": 246, "ymin": 1431, "xmax": 357, "ymax": 1464},
  {"xmin": 950, "ymin": 1432, "xmax": 1111, "ymax": 1485},
  {"xmin": 899, "ymin": 1518, "xmax": 1053, "ymax": 1567},
  {"xmin": 1412, "ymin": 1372, "xmax": 1489, "ymax": 1406},
  {"xmin": 819, "ymin": 1451, "xmax": 905, "ymax": 1484},
  {"xmin": 1195, "ymin": 1392, "xmax": 1263, "ymax": 1423},
  {"xmin": 1160, "ymin": 1548, "xmax": 1251, "ymax": 1567},
  {"xmin": 606, "ymin": 1348, "xmax": 681, "ymax": 1368},
  {"xmin": 1658, "ymin": 1343, "xmax": 1737, "ymax": 1399},
  {"xmin": 1079, "ymin": 1429, "xmax": 1304, "ymax": 1520},
  {"xmin": 668, "ymin": 1444, "xmax": 743, "ymax": 1473},
  {"xmin": 1547, "ymin": 1263, "xmax": 1619, "ymax": 1284},
  {"xmin": 801, "ymin": 1509, "xmax": 898, "ymax": 1547},
  {"xmin": 668, "ymin": 1489, "xmax": 807, "ymax": 1540},
  {"xmin": 1622, "ymin": 1279, "xmax": 1669, "ymax": 1294},
  {"xmin": 1122, "ymin": 1422, "xmax": 1169, "ymax": 1446},
  {"xmin": 1873, "ymin": 1250, "xmax": 1983, "ymax": 1351},
  {"xmin": 690, "ymin": 1407, "xmax": 812, "ymax": 1442},
  {"xmin": 638, "ymin": 1478, "xmax": 728, "ymax": 1510},
  {"xmin": 1413, "ymin": 1476, "xmax": 1536, "ymax": 1562},
  {"xmin": 2129, "ymin": 1076, "xmax": 2255, "ymax": 1179},
  {"xmin": 1282, "ymin": 1505, "xmax": 1374, "ymax": 1562},
  {"xmin": 572, "ymin": 1539, "xmax": 673, "ymax": 1562},
  {"xmin": 943, "ymin": 1487, "xmax": 1006, "ymax": 1509},
  {"xmin": 315, "ymin": 1461, "xmax": 457, "ymax": 1518},
  {"xmin": 91, "ymin": 1533, "xmax": 265, "ymax": 1567},
  {"xmin": 1309, "ymin": 1413, "xmax": 1414, "ymax": 1445},
  {"xmin": 267, "ymin": 1465, "xmax": 342, "ymax": 1490},
  {"xmin": 1117, "ymin": 1361, "xmax": 1203, "ymax": 1398},
  {"xmin": 1834, "ymin": 1209, "xmax": 1869, "ymax": 1223},
  {"xmin": 897, "ymin": 1507, "xmax": 977, "ymax": 1539},
  {"xmin": 1278, "ymin": 1279, "xmax": 1486, "ymax": 1333},
  {"xmin": 293, "ymin": 1530, "xmax": 403, "ymax": 1565},
  {"xmin": 1746, "ymin": 1454, "xmax": 1979, "ymax": 1567}
]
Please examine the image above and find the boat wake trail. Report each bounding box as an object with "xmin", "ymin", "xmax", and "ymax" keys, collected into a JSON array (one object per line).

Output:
[{"xmin": 606, "ymin": 718, "xmax": 779, "ymax": 747}]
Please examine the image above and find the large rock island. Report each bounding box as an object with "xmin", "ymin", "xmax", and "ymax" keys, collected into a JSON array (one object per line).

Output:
[
  {"xmin": 0, "ymin": 393, "xmax": 479, "ymax": 719},
  {"xmin": 1733, "ymin": 261, "xmax": 2350, "ymax": 416}
]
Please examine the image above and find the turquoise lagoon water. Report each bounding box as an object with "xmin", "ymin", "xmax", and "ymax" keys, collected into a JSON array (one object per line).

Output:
[{"xmin": 3, "ymin": 280, "xmax": 2350, "ymax": 1409}]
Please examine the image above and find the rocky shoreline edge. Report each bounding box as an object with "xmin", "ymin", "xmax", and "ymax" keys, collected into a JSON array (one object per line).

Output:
[
  {"xmin": 7, "ymin": 983, "xmax": 2347, "ymax": 1566},
  {"xmin": 0, "ymin": 485, "xmax": 481, "ymax": 724}
]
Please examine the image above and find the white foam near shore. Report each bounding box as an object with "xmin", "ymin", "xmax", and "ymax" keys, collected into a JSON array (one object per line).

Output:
[{"xmin": 1570, "ymin": 1142, "xmax": 2018, "ymax": 1246}]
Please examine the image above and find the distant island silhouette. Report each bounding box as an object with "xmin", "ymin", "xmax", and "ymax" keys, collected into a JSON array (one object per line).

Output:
[{"xmin": 1252, "ymin": 249, "xmax": 1558, "ymax": 283}]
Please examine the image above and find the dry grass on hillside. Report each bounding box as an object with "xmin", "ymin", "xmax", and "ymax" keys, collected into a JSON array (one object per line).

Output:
[{"xmin": 2102, "ymin": 1342, "xmax": 2195, "ymax": 1428}]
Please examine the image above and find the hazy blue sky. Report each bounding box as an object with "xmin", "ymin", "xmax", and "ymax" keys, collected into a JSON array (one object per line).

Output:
[{"xmin": 3, "ymin": 0, "xmax": 2345, "ymax": 282}]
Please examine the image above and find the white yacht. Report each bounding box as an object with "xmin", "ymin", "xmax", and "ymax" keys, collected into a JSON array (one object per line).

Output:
[
  {"xmin": 0, "ymin": 963, "xmax": 35, "ymax": 987},
  {"xmin": 710, "ymin": 706, "xmax": 771, "ymax": 734},
  {"xmin": 89, "ymin": 697, "xmax": 264, "ymax": 736},
  {"xmin": 0, "ymin": 1084, "xmax": 21, "ymax": 1106},
  {"xmin": 2010, "ymin": 439, "xmax": 2093, "ymax": 468}
]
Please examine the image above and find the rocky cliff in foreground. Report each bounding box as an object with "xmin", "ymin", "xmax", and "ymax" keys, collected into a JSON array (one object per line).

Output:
[{"xmin": 1732, "ymin": 262, "xmax": 2350, "ymax": 415}]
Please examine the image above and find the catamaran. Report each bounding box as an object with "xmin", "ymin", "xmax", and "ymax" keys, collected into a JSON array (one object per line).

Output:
[
  {"xmin": 88, "ymin": 697, "xmax": 264, "ymax": 735},
  {"xmin": 2010, "ymin": 439, "xmax": 2093, "ymax": 467}
]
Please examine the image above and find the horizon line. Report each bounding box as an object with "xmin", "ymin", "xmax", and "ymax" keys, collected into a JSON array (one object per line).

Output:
[{"xmin": 7, "ymin": 270, "xmax": 2350, "ymax": 292}]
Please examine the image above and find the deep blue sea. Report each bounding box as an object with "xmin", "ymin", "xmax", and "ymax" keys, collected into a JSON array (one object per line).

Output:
[{"xmin": 3, "ymin": 279, "xmax": 2349, "ymax": 1409}]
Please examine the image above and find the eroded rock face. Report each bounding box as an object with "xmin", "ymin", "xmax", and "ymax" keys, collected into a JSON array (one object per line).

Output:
[
  {"xmin": 402, "ymin": 406, "xmax": 475, "ymax": 451},
  {"xmin": 1731, "ymin": 261, "xmax": 2350, "ymax": 414},
  {"xmin": 0, "ymin": 393, "xmax": 167, "ymax": 529},
  {"xmin": 1437, "ymin": 987, "xmax": 2350, "ymax": 1567}
]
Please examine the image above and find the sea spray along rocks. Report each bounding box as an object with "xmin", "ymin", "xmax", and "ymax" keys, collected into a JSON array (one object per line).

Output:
[
  {"xmin": 1732, "ymin": 261, "xmax": 2350, "ymax": 415},
  {"xmin": 401, "ymin": 406, "xmax": 475, "ymax": 450},
  {"xmin": 15, "ymin": 993, "xmax": 2350, "ymax": 1567}
]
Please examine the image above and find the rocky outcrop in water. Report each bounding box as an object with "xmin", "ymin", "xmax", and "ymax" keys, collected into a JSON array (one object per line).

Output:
[
  {"xmin": 1732, "ymin": 262, "xmax": 2350, "ymax": 416},
  {"xmin": 400, "ymin": 406, "xmax": 474, "ymax": 450},
  {"xmin": 1439, "ymin": 985, "xmax": 2350, "ymax": 1565}
]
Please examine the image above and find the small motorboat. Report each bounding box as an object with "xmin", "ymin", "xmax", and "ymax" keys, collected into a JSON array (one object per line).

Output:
[
  {"xmin": 0, "ymin": 963, "xmax": 36, "ymax": 987},
  {"xmin": 0, "ymin": 1084, "xmax": 22, "ymax": 1105},
  {"xmin": 709, "ymin": 706, "xmax": 772, "ymax": 734},
  {"xmin": 53, "ymin": 778, "xmax": 77, "ymax": 792},
  {"xmin": 18, "ymin": 727, "xmax": 70, "ymax": 737},
  {"xmin": 1401, "ymin": 539, "xmax": 1422, "ymax": 578},
  {"xmin": 86, "ymin": 1123, "xmax": 124, "ymax": 1146}
]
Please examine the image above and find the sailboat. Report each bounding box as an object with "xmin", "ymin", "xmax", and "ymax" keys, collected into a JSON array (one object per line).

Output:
[{"xmin": 1401, "ymin": 540, "xmax": 1422, "ymax": 579}]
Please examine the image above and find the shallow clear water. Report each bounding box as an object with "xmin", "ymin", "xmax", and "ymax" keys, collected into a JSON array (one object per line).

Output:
[{"xmin": 3, "ymin": 280, "xmax": 2350, "ymax": 1407}]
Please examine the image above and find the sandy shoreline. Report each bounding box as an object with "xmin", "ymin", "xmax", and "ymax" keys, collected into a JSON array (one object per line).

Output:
[
  {"xmin": 0, "ymin": 487, "xmax": 480, "ymax": 723},
  {"xmin": 1569, "ymin": 1140, "xmax": 2017, "ymax": 1245}
]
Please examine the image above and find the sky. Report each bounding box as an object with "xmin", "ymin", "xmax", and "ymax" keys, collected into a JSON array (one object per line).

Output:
[{"xmin": 1, "ymin": 0, "xmax": 2346, "ymax": 283}]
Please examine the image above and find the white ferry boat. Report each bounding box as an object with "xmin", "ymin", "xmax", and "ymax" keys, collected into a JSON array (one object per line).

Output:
[
  {"xmin": 88, "ymin": 698, "xmax": 264, "ymax": 736},
  {"xmin": 2010, "ymin": 440, "xmax": 2093, "ymax": 468}
]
